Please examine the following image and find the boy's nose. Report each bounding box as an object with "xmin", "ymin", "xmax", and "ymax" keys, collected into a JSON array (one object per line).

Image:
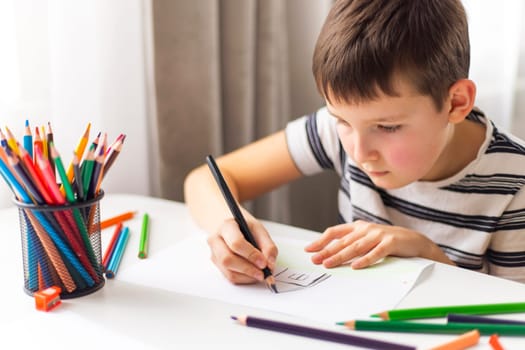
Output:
[{"xmin": 352, "ymin": 135, "xmax": 376, "ymax": 163}]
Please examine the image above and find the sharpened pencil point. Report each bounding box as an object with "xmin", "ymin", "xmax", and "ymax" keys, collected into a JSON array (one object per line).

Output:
[{"xmin": 231, "ymin": 316, "xmax": 238, "ymax": 321}]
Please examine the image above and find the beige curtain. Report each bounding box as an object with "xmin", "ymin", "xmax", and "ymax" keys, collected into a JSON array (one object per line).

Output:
[{"xmin": 151, "ymin": 0, "xmax": 338, "ymax": 232}]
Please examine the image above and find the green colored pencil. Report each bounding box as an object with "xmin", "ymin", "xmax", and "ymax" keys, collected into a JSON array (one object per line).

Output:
[
  {"xmin": 337, "ymin": 320, "xmax": 525, "ymax": 336},
  {"xmin": 372, "ymin": 301, "xmax": 525, "ymax": 321},
  {"xmin": 50, "ymin": 142, "xmax": 76, "ymax": 203},
  {"xmin": 138, "ymin": 213, "xmax": 149, "ymax": 259}
]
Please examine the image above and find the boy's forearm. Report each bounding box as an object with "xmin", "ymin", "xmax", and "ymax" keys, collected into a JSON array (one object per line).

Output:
[{"xmin": 184, "ymin": 165, "xmax": 238, "ymax": 234}]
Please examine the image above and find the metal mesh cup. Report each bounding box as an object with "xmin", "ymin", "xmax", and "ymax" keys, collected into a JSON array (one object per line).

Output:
[{"xmin": 14, "ymin": 191, "xmax": 105, "ymax": 299}]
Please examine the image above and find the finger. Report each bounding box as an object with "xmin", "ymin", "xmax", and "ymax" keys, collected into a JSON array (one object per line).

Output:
[
  {"xmin": 311, "ymin": 239, "xmax": 348, "ymax": 265},
  {"xmin": 321, "ymin": 235, "xmax": 379, "ymax": 268},
  {"xmin": 208, "ymin": 234, "xmax": 264, "ymax": 283},
  {"xmin": 221, "ymin": 219, "xmax": 267, "ymax": 269},
  {"xmin": 304, "ymin": 223, "xmax": 355, "ymax": 252},
  {"xmin": 351, "ymin": 240, "xmax": 391, "ymax": 269},
  {"xmin": 251, "ymin": 221, "xmax": 278, "ymax": 270}
]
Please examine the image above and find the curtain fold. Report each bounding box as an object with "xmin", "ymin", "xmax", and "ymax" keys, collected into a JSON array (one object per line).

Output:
[{"xmin": 152, "ymin": 0, "xmax": 338, "ymax": 231}]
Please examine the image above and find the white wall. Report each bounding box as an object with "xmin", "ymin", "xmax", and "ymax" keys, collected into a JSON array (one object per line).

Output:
[{"xmin": 0, "ymin": 0, "xmax": 152, "ymax": 208}]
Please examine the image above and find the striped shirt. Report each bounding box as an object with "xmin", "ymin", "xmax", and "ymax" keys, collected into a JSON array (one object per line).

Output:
[{"xmin": 285, "ymin": 106, "xmax": 525, "ymax": 283}]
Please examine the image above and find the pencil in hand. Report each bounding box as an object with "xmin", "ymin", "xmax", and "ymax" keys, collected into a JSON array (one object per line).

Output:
[{"xmin": 205, "ymin": 155, "xmax": 277, "ymax": 293}]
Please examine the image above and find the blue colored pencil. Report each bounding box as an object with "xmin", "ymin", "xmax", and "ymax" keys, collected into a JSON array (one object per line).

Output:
[
  {"xmin": 24, "ymin": 120, "xmax": 33, "ymax": 159},
  {"xmin": 0, "ymin": 158, "xmax": 32, "ymax": 203},
  {"xmin": 105, "ymin": 226, "xmax": 130, "ymax": 279}
]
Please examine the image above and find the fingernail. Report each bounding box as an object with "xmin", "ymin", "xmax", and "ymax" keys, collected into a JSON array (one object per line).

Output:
[
  {"xmin": 256, "ymin": 258, "xmax": 265, "ymax": 269},
  {"xmin": 268, "ymin": 255, "xmax": 276, "ymax": 265},
  {"xmin": 253, "ymin": 271, "xmax": 263, "ymax": 281}
]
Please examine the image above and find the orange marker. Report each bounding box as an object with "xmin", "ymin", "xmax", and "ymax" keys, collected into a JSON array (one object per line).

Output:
[
  {"xmin": 429, "ymin": 330, "xmax": 480, "ymax": 350},
  {"xmin": 34, "ymin": 286, "xmax": 62, "ymax": 312},
  {"xmin": 100, "ymin": 211, "xmax": 137, "ymax": 230}
]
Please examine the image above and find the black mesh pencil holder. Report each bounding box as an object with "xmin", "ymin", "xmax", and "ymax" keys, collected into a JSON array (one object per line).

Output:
[{"xmin": 14, "ymin": 191, "xmax": 105, "ymax": 299}]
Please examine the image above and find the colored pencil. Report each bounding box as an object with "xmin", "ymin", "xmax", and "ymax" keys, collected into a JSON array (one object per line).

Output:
[
  {"xmin": 33, "ymin": 127, "xmax": 43, "ymax": 165},
  {"xmin": 206, "ymin": 155, "xmax": 277, "ymax": 293},
  {"xmin": 372, "ymin": 301, "xmax": 525, "ymax": 321},
  {"xmin": 7, "ymin": 150, "xmax": 44, "ymax": 204},
  {"xmin": 232, "ymin": 315, "xmax": 415, "ymax": 350},
  {"xmin": 102, "ymin": 222, "xmax": 123, "ymax": 269},
  {"xmin": 337, "ymin": 319, "xmax": 525, "ymax": 336},
  {"xmin": 51, "ymin": 142, "xmax": 75, "ymax": 203},
  {"xmin": 0, "ymin": 137, "xmax": 7, "ymax": 165},
  {"xmin": 87, "ymin": 133, "xmax": 106, "ymax": 199},
  {"xmin": 489, "ymin": 334, "xmax": 504, "ymax": 350},
  {"xmin": 428, "ymin": 330, "xmax": 479, "ymax": 350},
  {"xmin": 46, "ymin": 122, "xmax": 55, "ymax": 175},
  {"xmin": 40, "ymin": 125, "xmax": 48, "ymax": 160},
  {"xmin": 100, "ymin": 211, "xmax": 137, "ymax": 230},
  {"xmin": 23, "ymin": 209, "xmax": 78, "ymax": 293},
  {"xmin": 4, "ymin": 126, "xmax": 20, "ymax": 156},
  {"xmin": 35, "ymin": 146, "xmax": 65, "ymax": 205},
  {"xmin": 102, "ymin": 134, "xmax": 125, "ymax": 180},
  {"xmin": 62, "ymin": 123, "xmax": 90, "ymax": 194},
  {"xmin": 138, "ymin": 213, "xmax": 149, "ymax": 258},
  {"xmin": 0, "ymin": 128, "xmax": 8, "ymax": 149},
  {"xmin": 105, "ymin": 226, "xmax": 130, "ymax": 278},
  {"xmin": 72, "ymin": 152, "xmax": 84, "ymax": 200},
  {"xmin": 16, "ymin": 145, "xmax": 54, "ymax": 204},
  {"xmin": 81, "ymin": 145, "xmax": 96, "ymax": 200},
  {"xmin": 0, "ymin": 158, "xmax": 32, "ymax": 202},
  {"xmin": 24, "ymin": 120, "xmax": 33, "ymax": 158},
  {"xmin": 447, "ymin": 313, "xmax": 525, "ymax": 325}
]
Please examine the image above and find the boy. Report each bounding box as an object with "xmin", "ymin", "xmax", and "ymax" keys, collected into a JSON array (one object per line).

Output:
[{"xmin": 184, "ymin": 0, "xmax": 525, "ymax": 284}]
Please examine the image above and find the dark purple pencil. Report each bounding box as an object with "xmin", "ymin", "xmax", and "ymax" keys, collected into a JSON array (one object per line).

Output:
[
  {"xmin": 447, "ymin": 313, "xmax": 525, "ymax": 325},
  {"xmin": 231, "ymin": 315, "xmax": 415, "ymax": 350}
]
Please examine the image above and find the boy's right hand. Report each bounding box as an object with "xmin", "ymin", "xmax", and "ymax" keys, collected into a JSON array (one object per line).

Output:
[{"xmin": 206, "ymin": 218, "xmax": 278, "ymax": 284}]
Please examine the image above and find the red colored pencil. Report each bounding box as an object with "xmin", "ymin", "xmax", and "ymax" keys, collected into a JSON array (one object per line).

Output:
[{"xmin": 102, "ymin": 222, "xmax": 123, "ymax": 269}]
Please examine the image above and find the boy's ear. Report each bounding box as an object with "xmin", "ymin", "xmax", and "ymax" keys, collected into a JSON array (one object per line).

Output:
[{"xmin": 447, "ymin": 79, "xmax": 476, "ymax": 124}]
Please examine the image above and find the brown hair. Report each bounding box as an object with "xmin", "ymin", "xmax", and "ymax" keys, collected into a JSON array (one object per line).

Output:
[{"xmin": 312, "ymin": 0, "xmax": 469, "ymax": 111}]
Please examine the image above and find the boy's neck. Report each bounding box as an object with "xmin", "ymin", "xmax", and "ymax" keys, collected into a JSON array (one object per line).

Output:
[{"xmin": 422, "ymin": 118, "xmax": 486, "ymax": 182}]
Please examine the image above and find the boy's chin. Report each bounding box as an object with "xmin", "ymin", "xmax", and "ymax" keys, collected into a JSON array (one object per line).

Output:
[{"xmin": 370, "ymin": 178, "xmax": 410, "ymax": 190}]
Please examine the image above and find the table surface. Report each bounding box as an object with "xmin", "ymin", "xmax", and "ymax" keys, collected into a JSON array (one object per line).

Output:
[{"xmin": 2, "ymin": 193, "xmax": 525, "ymax": 349}]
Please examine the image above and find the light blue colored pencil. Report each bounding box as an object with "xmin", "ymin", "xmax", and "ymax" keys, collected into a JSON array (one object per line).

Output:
[{"xmin": 106, "ymin": 226, "xmax": 130, "ymax": 279}]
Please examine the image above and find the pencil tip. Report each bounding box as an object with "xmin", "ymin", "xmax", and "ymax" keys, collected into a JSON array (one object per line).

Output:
[
  {"xmin": 335, "ymin": 321, "xmax": 345, "ymax": 326},
  {"xmin": 372, "ymin": 311, "xmax": 389, "ymax": 320},
  {"xmin": 230, "ymin": 316, "xmax": 238, "ymax": 321}
]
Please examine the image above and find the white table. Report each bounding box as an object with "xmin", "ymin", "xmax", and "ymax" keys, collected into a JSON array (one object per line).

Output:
[{"xmin": 2, "ymin": 193, "xmax": 525, "ymax": 349}]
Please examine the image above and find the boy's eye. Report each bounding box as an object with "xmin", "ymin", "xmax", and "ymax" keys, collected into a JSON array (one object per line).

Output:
[
  {"xmin": 378, "ymin": 125, "xmax": 401, "ymax": 133},
  {"xmin": 336, "ymin": 119, "xmax": 351, "ymax": 127}
]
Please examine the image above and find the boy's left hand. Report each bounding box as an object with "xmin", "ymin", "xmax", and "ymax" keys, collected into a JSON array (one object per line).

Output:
[{"xmin": 304, "ymin": 220, "xmax": 453, "ymax": 268}]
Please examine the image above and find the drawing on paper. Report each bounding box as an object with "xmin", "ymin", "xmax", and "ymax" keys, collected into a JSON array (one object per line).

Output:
[{"xmin": 273, "ymin": 267, "xmax": 331, "ymax": 293}]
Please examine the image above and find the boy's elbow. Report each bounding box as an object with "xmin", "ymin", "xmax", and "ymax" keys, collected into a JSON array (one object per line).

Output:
[{"xmin": 183, "ymin": 165, "xmax": 207, "ymax": 202}]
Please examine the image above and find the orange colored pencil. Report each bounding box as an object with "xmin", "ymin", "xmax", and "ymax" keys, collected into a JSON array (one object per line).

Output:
[
  {"xmin": 429, "ymin": 330, "xmax": 480, "ymax": 350},
  {"xmin": 61, "ymin": 123, "xmax": 91, "ymax": 194},
  {"xmin": 488, "ymin": 334, "xmax": 504, "ymax": 350},
  {"xmin": 33, "ymin": 127, "xmax": 43, "ymax": 165},
  {"xmin": 100, "ymin": 211, "xmax": 137, "ymax": 230}
]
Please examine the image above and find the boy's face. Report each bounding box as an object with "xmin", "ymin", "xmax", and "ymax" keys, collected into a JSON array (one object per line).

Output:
[{"xmin": 326, "ymin": 80, "xmax": 453, "ymax": 189}]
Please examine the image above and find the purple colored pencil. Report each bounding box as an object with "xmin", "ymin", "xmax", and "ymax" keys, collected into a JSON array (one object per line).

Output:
[
  {"xmin": 447, "ymin": 313, "xmax": 525, "ymax": 325},
  {"xmin": 231, "ymin": 315, "xmax": 415, "ymax": 350}
]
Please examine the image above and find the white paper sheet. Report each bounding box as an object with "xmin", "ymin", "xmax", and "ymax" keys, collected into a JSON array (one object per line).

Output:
[{"xmin": 118, "ymin": 235, "xmax": 432, "ymax": 324}]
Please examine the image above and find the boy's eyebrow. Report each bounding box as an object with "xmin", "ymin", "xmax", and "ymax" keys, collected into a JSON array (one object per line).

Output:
[{"xmin": 326, "ymin": 108, "xmax": 404, "ymax": 123}]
